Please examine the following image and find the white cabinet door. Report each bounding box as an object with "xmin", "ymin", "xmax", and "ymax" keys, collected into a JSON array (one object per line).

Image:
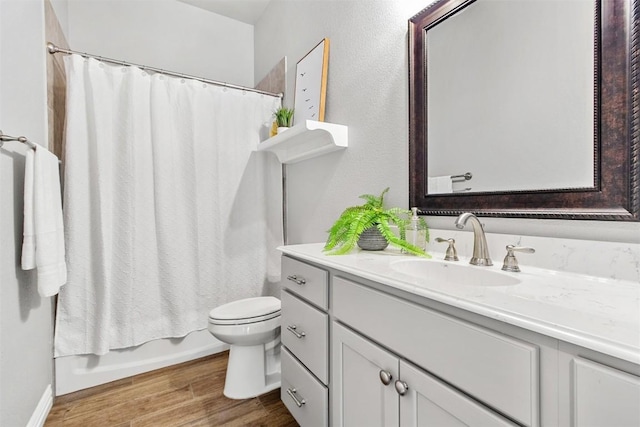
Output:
[
  {"xmin": 332, "ymin": 322, "xmax": 516, "ymax": 427},
  {"xmin": 399, "ymin": 361, "xmax": 518, "ymax": 427},
  {"xmin": 572, "ymin": 357, "xmax": 640, "ymax": 426},
  {"xmin": 332, "ymin": 322, "xmax": 399, "ymax": 427}
]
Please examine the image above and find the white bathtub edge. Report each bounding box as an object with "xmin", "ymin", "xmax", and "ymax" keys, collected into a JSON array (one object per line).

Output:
[{"xmin": 55, "ymin": 330, "xmax": 228, "ymax": 395}]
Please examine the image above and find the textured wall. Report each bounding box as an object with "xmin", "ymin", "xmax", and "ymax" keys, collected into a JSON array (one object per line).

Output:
[
  {"xmin": 255, "ymin": 0, "xmax": 639, "ymax": 245},
  {"xmin": 255, "ymin": 0, "xmax": 427, "ymax": 244},
  {"xmin": 66, "ymin": 0, "xmax": 255, "ymax": 87},
  {"xmin": 0, "ymin": 1, "xmax": 54, "ymax": 425}
]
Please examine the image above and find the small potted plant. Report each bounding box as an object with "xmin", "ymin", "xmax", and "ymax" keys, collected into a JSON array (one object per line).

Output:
[
  {"xmin": 324, "ymin": 188, "xmax": 430, "ymax": 257},
  {"xmin": 274, "ymin": 107, "xmax": 294, "ymax": 134}
]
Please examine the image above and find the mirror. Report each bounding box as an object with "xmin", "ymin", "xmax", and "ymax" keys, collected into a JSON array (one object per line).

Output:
[
  {"xmin": 427, "ymin": 0, "xmax": 594, "ymax": 194},
  {"xmin": 409, "ymin": 0, "xmax": 639, "ymax": 220}
]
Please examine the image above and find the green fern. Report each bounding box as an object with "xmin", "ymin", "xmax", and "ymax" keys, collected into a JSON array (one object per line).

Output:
[{"xmin": 323, "ymin": 188, "xmax": 430, "ymax": 257}]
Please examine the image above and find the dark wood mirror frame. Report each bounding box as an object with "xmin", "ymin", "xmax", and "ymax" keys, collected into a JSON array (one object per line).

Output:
[{"xmin": 409, "ymin": 0, "xmax": 639, "ymax": 221}]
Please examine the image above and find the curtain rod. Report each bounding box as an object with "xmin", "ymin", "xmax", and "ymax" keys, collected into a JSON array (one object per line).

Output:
[{"xmin": 46, "ymin": 42, "xmax": 283, "ymax": 99}]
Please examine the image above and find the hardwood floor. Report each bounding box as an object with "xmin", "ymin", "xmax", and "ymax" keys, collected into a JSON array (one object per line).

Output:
[{"xmin": 45, "ymin": 351, "xmax": 299, "ymax": 427}]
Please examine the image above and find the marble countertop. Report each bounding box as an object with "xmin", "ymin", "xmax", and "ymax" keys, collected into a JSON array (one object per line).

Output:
[{"xmin": 279, "ymin": 243, "xmax": 640, "ymax": 365}]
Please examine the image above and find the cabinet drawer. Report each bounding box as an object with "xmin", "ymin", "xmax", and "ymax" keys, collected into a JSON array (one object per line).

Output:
[
  {"xmin": 333, "ymin": 277, "xmax": 539, "ymax": 427},
  {"xmin": 282, "ymin": 256, "xmax": 329, "ymax": 309},
  {"xmin": 281, "ymin": 346, "xmax": 329, "ymax": 427},
  {"xmin": 281, "ymin": 290, "xmax": 329, "ymax": 384}
]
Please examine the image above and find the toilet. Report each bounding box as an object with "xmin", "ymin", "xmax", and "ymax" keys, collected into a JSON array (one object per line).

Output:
[{"xmin": 207, "ymin": 296, "xmax": 281, "ymax": 399}]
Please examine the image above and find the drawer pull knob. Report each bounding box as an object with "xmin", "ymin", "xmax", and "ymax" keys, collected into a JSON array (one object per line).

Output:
[
  {"xmin": 379, "ymin": 370, "xmax": 393, "ymax": 385},
  {"xmin": 286, "ymin": 387, "xmax": 306, "ymax": 407},
  {"xmin": 287, "ymin": 275, "xmax": 306, "ymax": 285},
  {"xmin": 287, "ymin": 325, "xmax": 306, "ymax": 339},
  {"xmin": 395, "ymin": 380, "xmax": 409, "ymax": 396}
]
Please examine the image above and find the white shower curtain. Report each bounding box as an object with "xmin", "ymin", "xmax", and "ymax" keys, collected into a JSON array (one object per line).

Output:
[{"xmin": 55, "ymin": 54, "xmax": 283, "ymax": 357}]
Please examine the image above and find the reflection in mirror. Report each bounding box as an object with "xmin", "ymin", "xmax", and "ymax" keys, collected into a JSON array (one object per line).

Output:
[
  {"xmin": 427, "ymin": 0, "xmax": 595, "ymax": 194},
  {"xmin": 409, "ymin": 0, "xmax": 639, "ymax": 220}
]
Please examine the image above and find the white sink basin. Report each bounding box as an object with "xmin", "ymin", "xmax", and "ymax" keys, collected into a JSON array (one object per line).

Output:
[{"xmin": 390, "ymin": 259, "xmax": 521, "ymax": 287}]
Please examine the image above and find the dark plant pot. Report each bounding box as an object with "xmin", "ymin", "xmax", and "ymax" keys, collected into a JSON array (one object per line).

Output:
[{"xmin": 357, "ymin": 226, "xmax": 389, "ymax": 251}]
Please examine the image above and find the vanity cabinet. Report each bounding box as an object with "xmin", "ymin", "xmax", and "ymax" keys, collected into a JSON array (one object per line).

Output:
[
  {"xmin": 278, "ymin": 250, "xmax": 640, "ymax": 427},
  {"xmin": 332, "ymin": 322, "xmax": 517, "ymax": 427},
  {"xmin": 280, "ymin": 256, "xmax": 330, "ymax": 427}
]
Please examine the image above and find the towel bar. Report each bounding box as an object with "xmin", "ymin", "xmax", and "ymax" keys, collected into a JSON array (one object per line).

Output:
[{"xmin": 0, "ymin": 130, "xmax": 38, "ymax": 150}]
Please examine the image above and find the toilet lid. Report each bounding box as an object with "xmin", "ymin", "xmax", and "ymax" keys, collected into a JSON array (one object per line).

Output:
[{"xmin": 209, "ymin": 296, "xmax": 281, "ymax": 324}]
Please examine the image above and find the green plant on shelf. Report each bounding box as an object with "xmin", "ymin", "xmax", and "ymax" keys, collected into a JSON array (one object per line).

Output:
[{"xmin": 274, "ymin": 107, "xmax": 294, "ymax": 127}]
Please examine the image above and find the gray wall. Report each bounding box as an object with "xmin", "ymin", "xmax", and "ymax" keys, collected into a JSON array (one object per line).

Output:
[
  {"xmin": 254, "ymin": 0, "xmax": 640, "ymax": 245},
  {"xmin": 255, "ymin": 0, "xmax": 428, "ymax": 244},
  {"xmin": 63, "ymin": 0, "xmax": 255, "ymax": 87},
  {"xmin": 0, "ymin": 1, "xmax": 55, "ymax": 425}
]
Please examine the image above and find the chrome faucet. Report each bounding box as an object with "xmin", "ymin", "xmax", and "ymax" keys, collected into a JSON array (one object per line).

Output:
[{"xmin": 454, "ymin": 213, "xmax": 492, "ymax": 266}]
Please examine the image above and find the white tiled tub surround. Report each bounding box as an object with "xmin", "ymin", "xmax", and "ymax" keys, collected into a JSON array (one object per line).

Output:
[{"xmin": 279, "ymin": 235, "xmax": 640, "ymax": 365}]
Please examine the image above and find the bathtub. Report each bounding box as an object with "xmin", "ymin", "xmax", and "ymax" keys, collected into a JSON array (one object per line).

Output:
[{"xmin": 54, "ymin": 330, "xmax": 227, "ymax": 395}]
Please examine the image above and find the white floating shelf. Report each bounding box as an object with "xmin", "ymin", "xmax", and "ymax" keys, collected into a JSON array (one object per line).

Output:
[{"xmin": 257, "ymin": 120, "xmax": 348, "ymax": 164}]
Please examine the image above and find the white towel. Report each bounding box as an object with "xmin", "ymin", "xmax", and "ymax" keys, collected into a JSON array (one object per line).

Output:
[
  {"xmin": 22, "ymin": 146, "xmax": 67, "ymax": 297},
  {"xmin": 428, "ymin": 175, "xmax": 453, "ymax": 194}
]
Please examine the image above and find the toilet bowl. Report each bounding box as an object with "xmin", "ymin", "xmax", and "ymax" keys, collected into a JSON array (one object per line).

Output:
[{"xmin": 208, "ymin": 296, "xmax": 281, "ymax": 399}]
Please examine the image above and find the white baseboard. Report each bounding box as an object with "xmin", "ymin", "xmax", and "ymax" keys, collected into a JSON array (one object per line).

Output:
[{"xmin": 27, "ymin": 384, "xmax": 53, "ymax": 427}]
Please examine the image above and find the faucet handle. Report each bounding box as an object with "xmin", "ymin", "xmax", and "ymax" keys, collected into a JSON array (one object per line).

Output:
[
  {"xmin": 502, "ymin": 245, "xmax": 535, "ymax": 272},
  {"xmin": 435, "ymin": 237, "xmax": 459, "ymax": 261}
]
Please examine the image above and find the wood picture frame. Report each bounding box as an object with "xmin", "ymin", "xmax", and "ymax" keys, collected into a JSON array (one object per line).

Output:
[{"xmin": 294, "ymin": 38, "xmax": 330, "ymax": 124}]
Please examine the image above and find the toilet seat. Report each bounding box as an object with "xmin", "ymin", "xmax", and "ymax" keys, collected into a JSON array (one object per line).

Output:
[{"xmin": 209, "ymin": 296, "xmax": 281, "ymax": 326}]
